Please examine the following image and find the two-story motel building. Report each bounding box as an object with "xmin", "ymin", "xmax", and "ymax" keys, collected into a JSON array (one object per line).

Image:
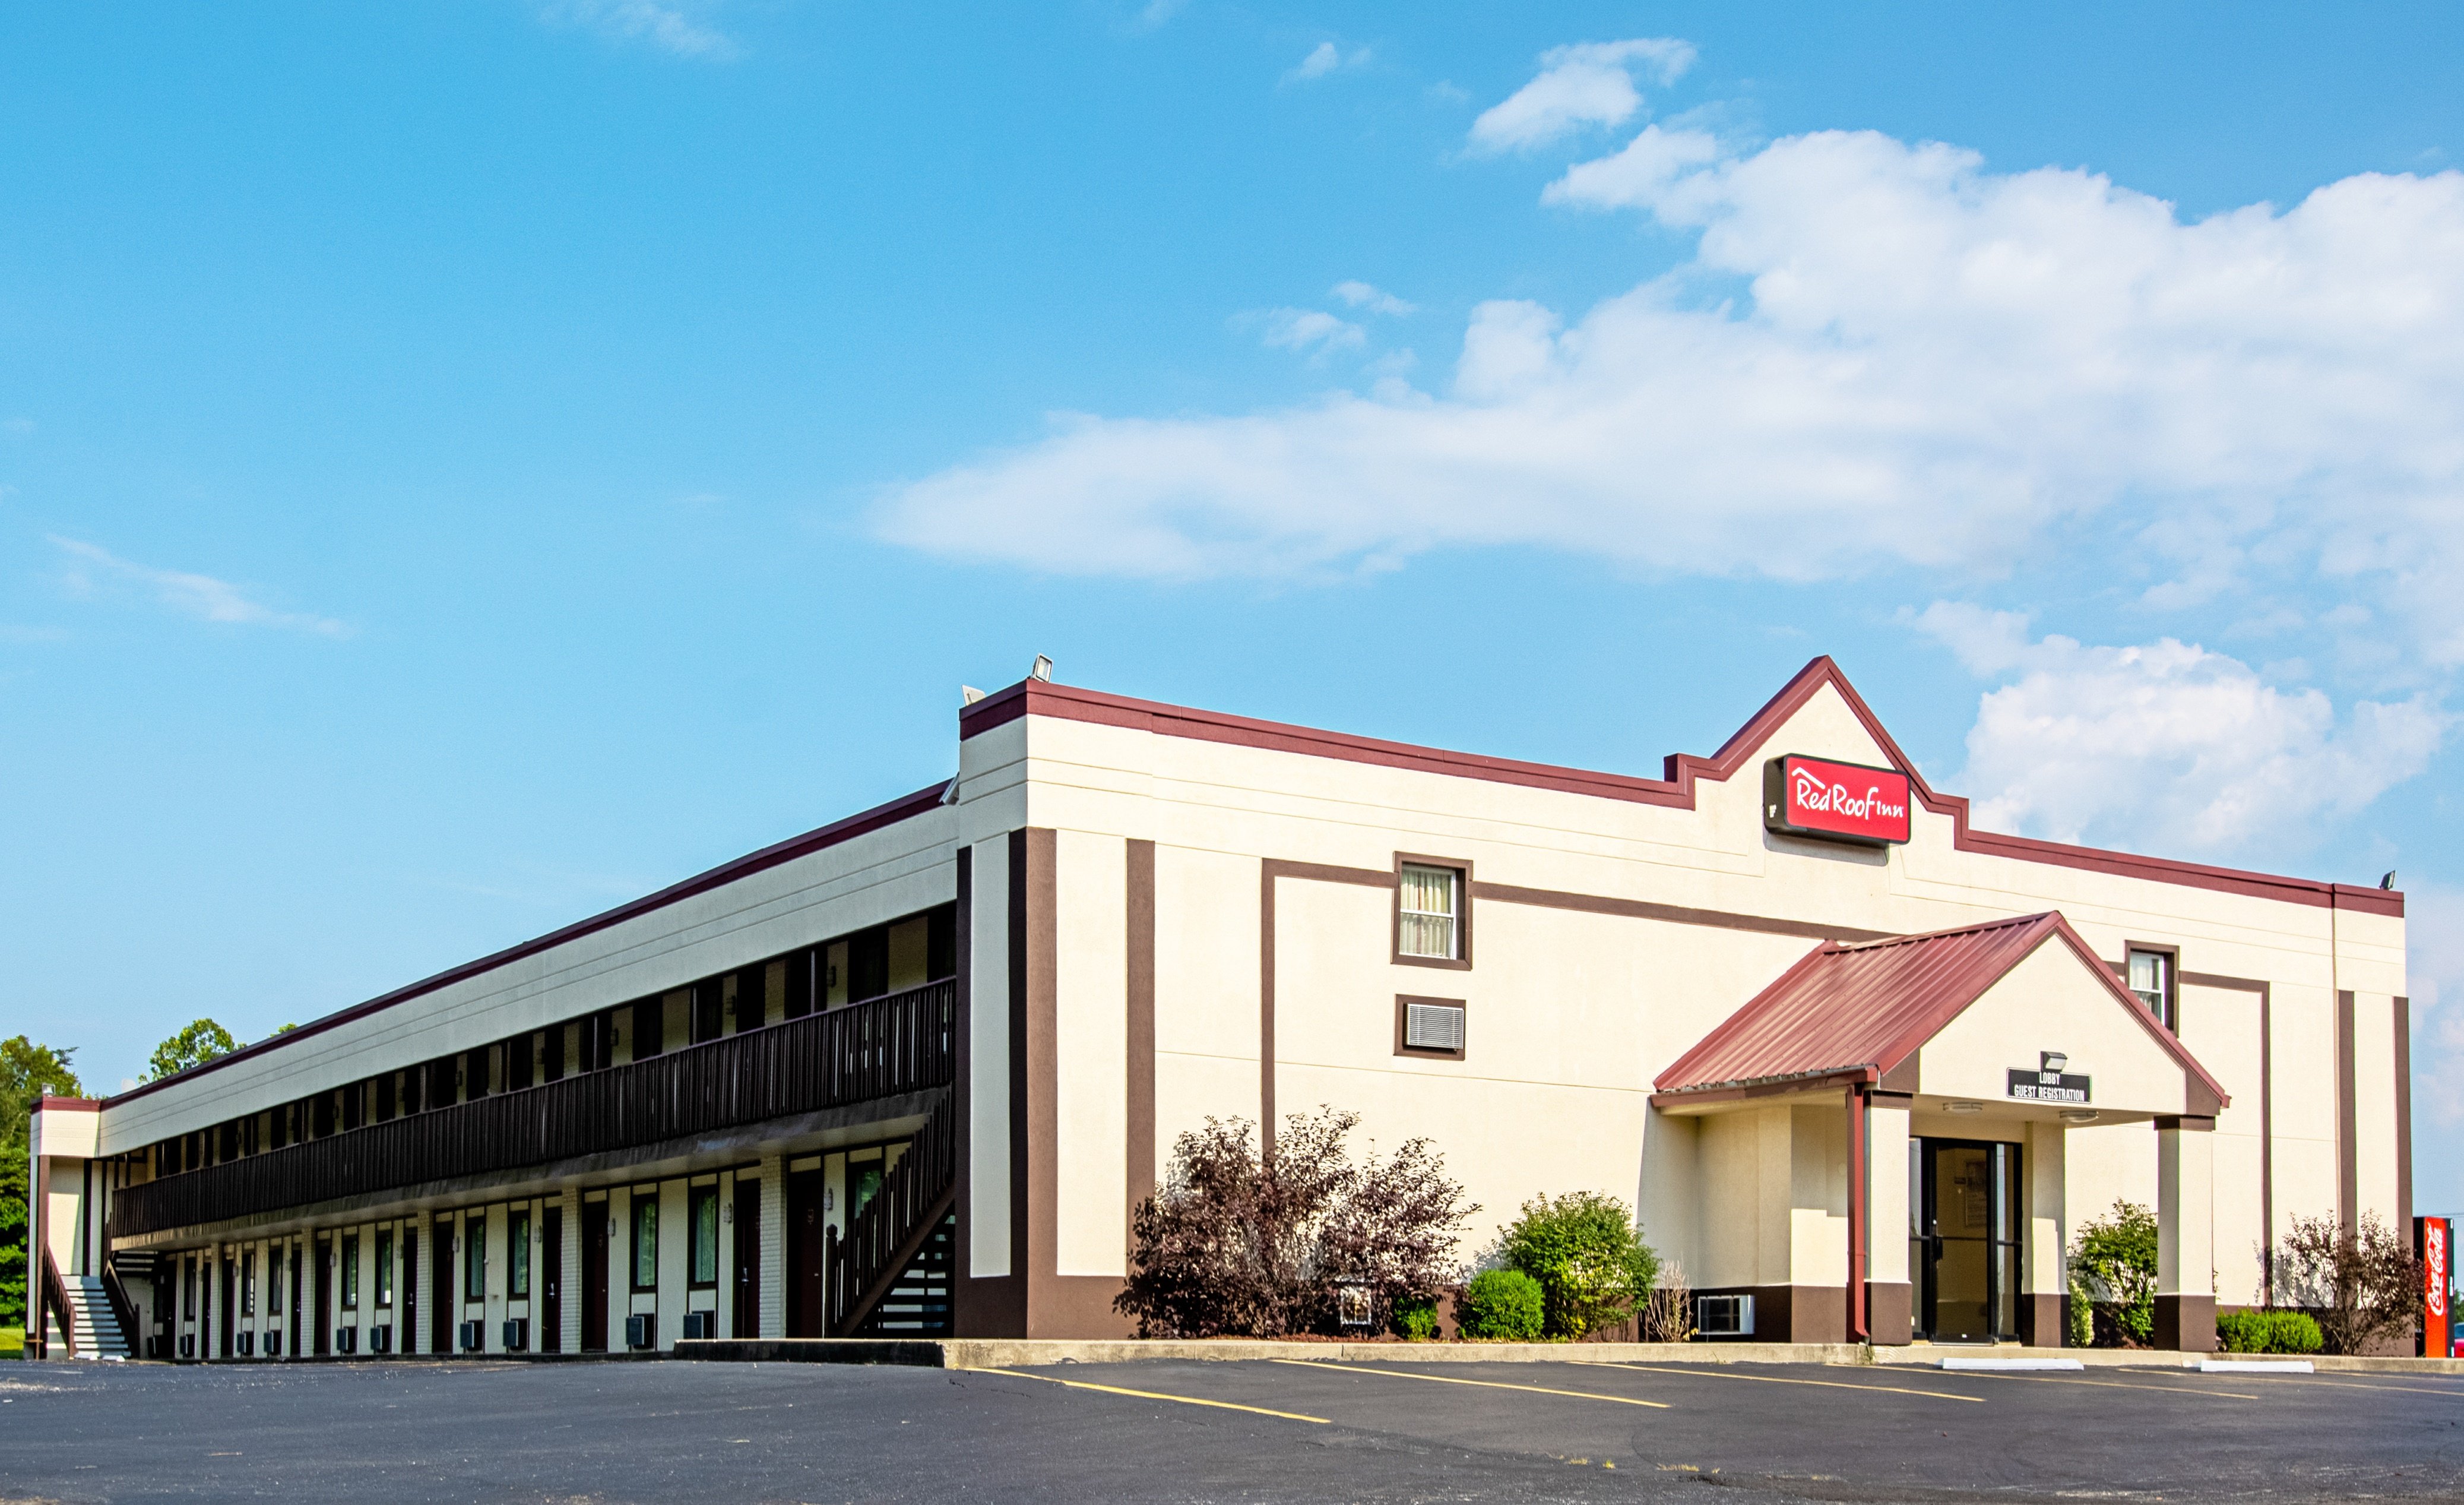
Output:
[{"xmin": 25, "ymin": 658, "xmax": 2411, "ymax": 1358}]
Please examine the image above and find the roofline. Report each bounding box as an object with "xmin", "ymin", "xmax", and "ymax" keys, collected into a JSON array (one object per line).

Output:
[
  {"xmin": 102, "ymin": 779, "xmax": 953, "ymax": 1114},
  {"xmin": 962, "ymin": 658, "xmax": 2403, "ymax": 918},
  {"xmin": 35, "ymin": 1096, "xmax": 100, "ymax": 1112}
]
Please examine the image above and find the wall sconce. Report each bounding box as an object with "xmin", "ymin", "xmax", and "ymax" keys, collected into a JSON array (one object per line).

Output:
[
  {"xmin": 2041, "ymin": 1051, "xmax": 2069, "ymax": 1073},
  {"xmin": 1945, "ymin": 1101, "xmax": 1984, "ymax": 1114}
]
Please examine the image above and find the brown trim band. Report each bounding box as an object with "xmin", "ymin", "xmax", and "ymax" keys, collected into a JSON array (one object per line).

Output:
[
  {"xmin": 2336, "ymin": 989, "xmax": 2358, "ymax": 1239},
  {"xmin": 2180, "ymin": 969, "xmax": 2274, "ymax": 1298},
  {"xmin": 1475, "ymin": 882, "xmax": 1893, "ymax": 944},
  {"xmin": 107, "ymin": 780, "xmax": 954, "ymax": 1109},
  {"xmin": 2395, "ymin": 995, "xmax": 2413, "ymax": 1232},
  {"xmin": 1260, "ymin": 859, "xmax": 1392, "ymax": 1157},
  {"xmin": 1126, "ymin": 839, "xmax": 1157, "ymax": 1247},
  {"xmin": 959, "ymin": 661, "xmax": 2399, "ymax": 917}
]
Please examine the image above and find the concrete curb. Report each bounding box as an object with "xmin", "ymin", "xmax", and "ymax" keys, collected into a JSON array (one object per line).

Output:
[{"xmin": 670, "ymin": 1337, "xmax": 2464, "ymax": 1376}]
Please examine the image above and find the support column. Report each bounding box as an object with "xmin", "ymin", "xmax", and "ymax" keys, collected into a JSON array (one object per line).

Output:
[
  {"xmin": 558, "ymin": 1187, "xmax": 582, "ymax": 1355},
  {"xmin": 2023, "ymin": 1121, "xmax": 2067, "ymax": 1346},
  {"xmin": 758, "ymin": 1155, "xmax": 785, "ymax": 1339},
  {"xmin": 2155, "ymin": 1116, "xmax": 2217, "ymax": 1352},
  {"xmin": 1864, "ymin": 1093, "xmax": 1912, "ymax": 1344}
]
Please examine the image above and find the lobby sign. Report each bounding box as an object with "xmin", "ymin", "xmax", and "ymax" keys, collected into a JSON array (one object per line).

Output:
[
  {"xmin": 1763, "ymin": 755, "xmax": 1913, "ymax": 846},
  {"xmin": 2007, "ymin": 1067, "xmax": 2092, "ymax": 1104}
]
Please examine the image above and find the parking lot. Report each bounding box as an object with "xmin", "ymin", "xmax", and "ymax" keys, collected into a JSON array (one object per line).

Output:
[{"xmin": 4, "ymin": 1355, "xmax": 2460, "ymax": 1503}]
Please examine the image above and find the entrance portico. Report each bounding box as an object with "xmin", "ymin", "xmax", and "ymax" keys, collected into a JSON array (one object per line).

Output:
[{"xmin": 1653, "ymin": 911, "xmax": 2231, "ymax": 1349}]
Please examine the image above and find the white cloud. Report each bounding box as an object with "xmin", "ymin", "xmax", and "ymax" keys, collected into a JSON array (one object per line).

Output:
[
  {"xmin": 1468, "ymin": 38, "xmax": 1696, "ymax": 154},
  {"xmin": 1, "ymin": 417, "xmax": 33, "ymax": 438},
  {"xmin": 1912, "ymin": 606, "xmax": 2445, "ymax": 855},
  {"xmin": 541, "ymin": 0, "xmax": 738, "ymax": 60},
  {"xmin": 1331, "ymin": 280, "xmax": 1415, "ymax": 317},
  {"xmin": 2407, "ymin": 885, "xmax": 2464, "ymax": 1128},
  {"xmin": 52, "ymin": 537, "xmax": 350, "ymax": 638},
  {"xmin": 1256, "ymin": 308, "xmax": 1364, "ymax": 355},
  {"xmin": 878, "ymin": 122, "xmax": 2464, "ymax": 658},
  {"xmin": 1287, "ymin": 41, "xmax": 1370, "ymax": 83}
]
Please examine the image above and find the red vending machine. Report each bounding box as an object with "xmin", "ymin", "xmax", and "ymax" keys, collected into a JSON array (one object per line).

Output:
[{"xmin": 2416, "ymin": 1216, "xmax": 2451, "ymax": 1358}]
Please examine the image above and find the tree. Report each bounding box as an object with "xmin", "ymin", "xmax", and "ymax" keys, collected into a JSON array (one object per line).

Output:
[
  {"xmin": 1, "ymin": 1036, "xmax": 83, "ymax": 1330},
  {"xmin": 1116, "ymin": 1106, "xmax": 1475, "ymax": 1338},
  {"xmin": 2068, "ymin": 1200, "xmax": 2159, "ymax": 1346},
  {"xmin": 1493, "ymin": 1191, "xmax": 1661, "ymax": 1339},
  {"xmin": 2278, "ymin": 1212, "xmax": 2422, "ymax": 1356},
  {"xmin": 144, "ymin": 1019, "xmax": 240, "ymax": 1082}
]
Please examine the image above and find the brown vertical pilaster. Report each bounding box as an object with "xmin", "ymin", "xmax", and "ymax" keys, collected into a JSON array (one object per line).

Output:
[
  {"xmin": 1008, "ymin": 831, "xmax": 1031, "ymax": 1323},
  {"xmin": 2395, "ymin": 995, "xmax": 2413, "ymax": 1231},
  {"xmin": 2260, "ymin": 984, "xmax": 2275, "ymax": 1305},
  {"xmin": 1126, "ymin": 839, "xmax": 1157, "ymax": 1242},
  {"xmin": 1259, "ymin": 861, "xmax": 1277, "ymax": 1159},
  {"xmin": 2337, "ymin": 990, "xmax": 2357, "ymax": 1238}
]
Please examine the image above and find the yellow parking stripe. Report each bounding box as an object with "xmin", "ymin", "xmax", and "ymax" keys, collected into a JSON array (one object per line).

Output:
[
  {"xmin": 970, "ymin": 1367, "xmax": 1331, "ymax": 1424},
  {"xmin": 1270, "ymin": 1358, "xmax": 1670, "ymax": 1408},
  {"xmin": 1591, "ymin": 1362, "xmax": 1984, "ymax": 1403},
  {"xmin": 2207, "ymin": 1374, "xmax": 2464, "ymax": 1398}
]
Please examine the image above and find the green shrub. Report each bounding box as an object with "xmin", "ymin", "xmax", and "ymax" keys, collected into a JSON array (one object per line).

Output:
[
  {"xmin": 1391, "ymin": 1297, "xmax": 1440, "ymax": 1342},
  {"xmin": 2216, "ymin": 1309, "xmax": 2325, "ymax": 1354},
  {"xmin": 2067, "ymin": 1201, "xmax": 2158, "ymax": 1346},
  {"xmin": 1459, "ymin": 1269, "xmax": 1545, "ymax": 1340},
  {"xmin": 1494, "ymin": 1191, "xmax": 1659, "ymax": 1339}
]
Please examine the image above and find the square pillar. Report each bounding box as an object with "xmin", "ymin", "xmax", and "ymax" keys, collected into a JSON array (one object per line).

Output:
[
  {"xmin": 758, "ymin": 1155, "xmax": 785, "ymax": 1339},
  {"xmin": 2023, "ymin": 1122, "xmax": 2067, "ymax": 1346},
  {"xmin": 1864, "ymin": 1093, "xmax": 1912, "ymax": 1344},
  {"xmin": 558, "ymin": 1187, "xmax": 582, "ymax": 1355},
  {"xmin": 2155, "ymin": 1116, "xmax": 2216, "ymax": 1352}
]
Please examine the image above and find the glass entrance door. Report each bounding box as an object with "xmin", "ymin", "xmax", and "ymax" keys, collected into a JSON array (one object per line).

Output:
[{"xmin": 1911, "ymin": 1139, "xmax": 2020, "ymax": 1342}]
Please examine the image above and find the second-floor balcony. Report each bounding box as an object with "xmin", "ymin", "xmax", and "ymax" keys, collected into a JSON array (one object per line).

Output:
[{"xmin": 107, "ymin": 978, "xmax": 955, "ymax": 1242}]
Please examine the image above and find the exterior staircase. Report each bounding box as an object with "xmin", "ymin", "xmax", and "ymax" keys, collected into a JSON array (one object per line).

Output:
[
  {"xmin": 826, "ymin": 1095, "xmax": 955, "ymax": 1338},
  {"xmin": 64, "ymin": 1275, "xmax": 132, "ymax": 1360},
  {"xmin": 854, "ymin": 1212, "xmax": 954, "ymax": 1337}
]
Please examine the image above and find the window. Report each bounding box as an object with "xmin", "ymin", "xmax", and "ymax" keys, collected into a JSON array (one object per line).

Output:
[
  {"xmin": 632, "ymin": 1195, "xmax": 659, "ymax": 1291},
  {"xmin": 465, "ymin": 1213, "xmax": 487, "ymax": 1302},
  {"xmin": 1396, "ymin": 861, "xmax": 1468, "ymax": 965},
  {"xmin": 2127, "ymin": 948, "xmax": 2176, "ymax": 1030},
  {"xmin": 1395, "ymin": 996, "xmax": 1468, "ymax": 1060},
  {"xmin": 342, "ymin": 1234, "xmax": 360, "ymax": 1310},
  {"xmin": 689, "ymin": 1187, "xmax": 719, "ymax": 1288},
  {"xmin": 241, "ymin": 1250, "xmax": 255, "ymax": 1316},
  {"xmin": 376, "ymin": 1229, "xmax": 395, "ymax": 1307},
  {"xmin": 509, "ymin": 1209, "xmax": 531, "ymax": 1300}
]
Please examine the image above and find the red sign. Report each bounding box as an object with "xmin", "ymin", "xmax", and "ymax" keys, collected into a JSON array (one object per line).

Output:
[
  {"xmin": 2420, "ymin": 1216, "xmax": 2451, "ymax": 1358},
  {"xmin": 1763, "ymin": 755, "xmax": 1913, "ymax": 846}
]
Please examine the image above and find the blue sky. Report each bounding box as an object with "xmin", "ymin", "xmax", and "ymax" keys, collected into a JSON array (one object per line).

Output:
[{"xmin": 7, "ymin": 3, "xmax": 2464, "ymax": 1209}]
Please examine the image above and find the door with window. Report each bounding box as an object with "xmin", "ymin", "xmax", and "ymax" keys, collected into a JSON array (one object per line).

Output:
[
  {"xmin": 581, "ymin": 1202, "xmax": 610, "ymax": 1352},
  {"xmin": 731, "ymin": 1182, "xmax": 761, "ymax": 1339},
  {"xmin": 1911, "ymin": 1139, "xmax": 2020, "ymax": 1342},
  {"xmin": 786, "ymin": 1167, "xmax": 826, "ymax": 1337}
]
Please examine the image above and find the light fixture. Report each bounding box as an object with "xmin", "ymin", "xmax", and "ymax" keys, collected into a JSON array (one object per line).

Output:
[
  {"xmin": 1030, "ymin": 654, "xmax": 1054, "ymax": 682},
  {"xmin": 2060, "ymin": 1109, "xmax": 2099, "ymax": 1125},
  {"xmin": 2041, "ymin": 1051, "xmax": 2069, "ymax": 1073},
  {"xmin": 1945, "ymin": 1101, "xmax": 1984, "ymax": 1114},
  {"xmin": 961, "ymin": 685, "xmax": 986, "ymax": 706}
]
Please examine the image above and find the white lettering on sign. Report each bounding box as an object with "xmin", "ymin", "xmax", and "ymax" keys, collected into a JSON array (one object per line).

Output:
[
  {"xmin": 1790, "ymin": 766, "xmax": 1909, "ymax": 825},
  {"xmin": 2430, "ymin": 1222, "xmax": 2449, "ymax": 1321}
]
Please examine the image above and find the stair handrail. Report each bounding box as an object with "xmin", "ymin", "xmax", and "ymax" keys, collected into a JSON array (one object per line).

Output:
[
  {"xmin": 99, "ymin": 1250, "xmax": 142, "ymax": 1357},
  {"xmin": 40, "ymin": 1248, "xmax": 76, "ymax": 1359},
  {"xmin": 826, "ymin": 1094, "xmax": 956, "ymax": 1336}
]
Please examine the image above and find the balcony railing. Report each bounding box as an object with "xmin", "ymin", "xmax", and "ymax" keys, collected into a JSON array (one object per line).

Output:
[{"xmin": 108, "ymin": 978, "xmax": 955, "ymax": 1242}]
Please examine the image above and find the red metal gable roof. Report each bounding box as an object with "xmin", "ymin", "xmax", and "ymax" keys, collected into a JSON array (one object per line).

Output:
[{"xmin": 1654, "ymin": 911, "xmax": 2229, "ymax": 1108}]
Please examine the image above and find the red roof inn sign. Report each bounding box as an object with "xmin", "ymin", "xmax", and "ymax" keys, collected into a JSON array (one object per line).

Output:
[{"xmin": 1763, "ymin": 755, "xmax": 1913, "ymax": 846}]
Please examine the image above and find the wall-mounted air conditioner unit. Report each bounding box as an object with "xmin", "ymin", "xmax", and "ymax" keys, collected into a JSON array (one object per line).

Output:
[
  {"xmin": 625, "ymin": 1314, "xmax": 654, "ymax": 1350},
  {"xmin": 336, "ymin": 1326, "xmax": 357, "ymax": 1355},
  {"xmin": 237, "ymin": 1332, "xmax": 255, "ymax": 1357},
  {"xmin": 458, "ymin": 1320, "xmax": 483, "ymax": 1352},
  {"xmin": 179, "ymin": 1334, "xmax": 195, "ymax": 1358},
  {"xmin": 1695, "ymin": 1293, "xmax": 1755, "ymax": 1337},
  {"xmin": 369, "ymin": 1324, "xmax": 393, "ymax": 1354},
  {"xmin": 263, "ymin": 1331, "xmax": 281, "ymax": 1357},
  {"xmin": 502, "ymin": 1318, "xmax": 529, "ymax": 1351},
  {"xmin": 682, "ymin": 1311, "xmax": 715, "ymax": 1340}
]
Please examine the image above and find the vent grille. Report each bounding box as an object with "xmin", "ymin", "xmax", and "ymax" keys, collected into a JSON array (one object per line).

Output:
[{"xmin": 1404, "ymin": 1003, "xmax": 1465, "ymax": 1053}]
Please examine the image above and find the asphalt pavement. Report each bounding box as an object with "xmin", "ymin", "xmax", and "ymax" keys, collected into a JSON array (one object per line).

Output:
[{"xmin": 2, "ymin": 1354, "xmax": 2459, "ymax": 1503}]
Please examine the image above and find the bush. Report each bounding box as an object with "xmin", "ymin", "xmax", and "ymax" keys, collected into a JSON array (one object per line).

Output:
[
  {"xmin": 1494, "ymin": 1191, "xmax": 1660, "ymax": 1339},
  {"xmin": 1459, "ymin": 1269, "xmax": 1545, "ymax": 1340},
  {"xmin": 1391, "ymin": 1297, "xmax": 1440, "ymax": 1342},
  {"xmin": 2067, "ymin": 1200, "xmax": 2159, "ymax": 1346},
  {"xmin": 2276, "ymin": 1211, "xmax": 2422, "ymax": 1355},
  {"xmin": 1116, "ymin": 1106, "xmax": 1475, "ymax": 1338},
  {"xmin": 2217, "ymin": 1310, "xmax": 2324, "ymax": 1354}
]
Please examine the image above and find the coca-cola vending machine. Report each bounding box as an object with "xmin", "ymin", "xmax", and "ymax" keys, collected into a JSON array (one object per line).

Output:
[{"xmin": 2416, "ymin": 1216, "xmax": 2451, "ymax": 1358}]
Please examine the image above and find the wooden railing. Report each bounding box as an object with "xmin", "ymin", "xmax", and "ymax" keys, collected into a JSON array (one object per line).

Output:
[
  {"xmin": 826, "ymin": 1093, "xmax": 956, "ymax": 1336},
  {"xmin": 109, "ymin": 979, "xmax": 954, "ymax": 1241},
  {"xmin": 40, "ymin": 1248, "xmax": 75, "ymax": 1359}
]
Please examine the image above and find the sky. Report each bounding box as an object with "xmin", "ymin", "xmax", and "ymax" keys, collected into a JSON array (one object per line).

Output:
[{"xmin": 6, "ymin": 2, "xmax": 2464, "ymax": 1212}]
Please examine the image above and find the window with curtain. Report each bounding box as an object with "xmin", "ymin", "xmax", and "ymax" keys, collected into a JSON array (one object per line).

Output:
[
  {"xmin": 2127, "ymin": 949, "xmax": 2174, "ymax": 1029},
  {"xmin": 1398, "ymin": 864, "xmax": 1461, "ymax": 960},
  {"xmin": 342, "ymin": 1234, "xmax": 360, "ymax": 1310},
  {"xmin": 376, "ymin": 1229, "xmax": 394, "ymax": 1307},
  {"xmin": 632, "ymin": 1196, "xmax": 659, "ymax": 1291},
  {"xmin": 689, "ymin": 1187, "xmax": 719, "ymax": 1288},
  {"xmin": 509, "ymin": 1209, "xmax": 531, "ymax": 1300},
  {"xmin": 465, "ymin": 1214, "xmax": 487, "ymax": 1302}
]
